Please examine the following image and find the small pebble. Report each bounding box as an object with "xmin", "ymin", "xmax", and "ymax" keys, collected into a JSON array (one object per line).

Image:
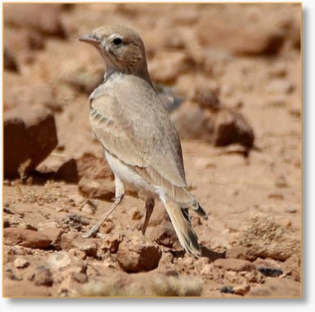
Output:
[
  {"xmin": 14, "ymin": 258, "xmax": 30, "ymax": 269},
  {"xmin": 233, "ymin": 284, "xmax": 251, "ymax": 296},
  {"xmin": 258, "ymin": 267, "xmax": 283, "ymax": 277},
  {"xmin": 219, "ymin": 286, "xmax": 234, "ymax": 294}
]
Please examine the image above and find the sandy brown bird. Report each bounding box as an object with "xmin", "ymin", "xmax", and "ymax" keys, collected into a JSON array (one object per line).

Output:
[{"xmin": 79, "ymin": 25, "xmax": 207, "ymax": 257}]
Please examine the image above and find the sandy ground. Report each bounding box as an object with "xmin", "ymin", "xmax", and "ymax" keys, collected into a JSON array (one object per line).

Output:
[{"xmin": 2, "ymin": 3, "xmax": 301, "ymax": 298}]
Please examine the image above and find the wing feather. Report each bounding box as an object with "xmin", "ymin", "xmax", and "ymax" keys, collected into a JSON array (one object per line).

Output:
[{"xmin": 89, "ymin": 75, "xmax": 187, "ymax": 189}]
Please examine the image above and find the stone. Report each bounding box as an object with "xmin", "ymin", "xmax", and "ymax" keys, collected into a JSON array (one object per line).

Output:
[
  {"xmin": 78, "ymin": 176, "xmax": 114, "ymax": 201},
  {"xmin": 47, "ymin": 251, "xmax": 71, "ymax": 272},
  {"xmin": 149, "ymin": 50, "xmax": 196, "ymax": 84},
  {"xmin": 37, "ymin": 222, "xmax": 63, "ymax": 249},
  {"xmin": 148, "ymin": 220, "xmax": 179, "ymax": 249},
  {"xmin": 116, "ymin": 235, "xmax": 162, "ymax": 272},
  {"xmin": 281, "ymin": 254, "xmax": 301, "ymax": 281},
  {"xmin": 213, "ymin": 258, "xmax": 256, "ymax": 272},
  {"xmin": 171, "ymin": 95, "xmax": 255, "ymax": 157},
  {"xmin": 4, "ymin": 106, "xmax": 58, "ymax": 179},
  {"xmin": 34, "ymin": 266, "xmax": 53, "ymax": 286},
  {"xmin": 97, "ymin": 233, "xmax": 122, "ymax": 254},
  {"xmin": 60, "ymin": 233, "xmax": 97, "ymax": 258},
  {"xmin": 233, "ymin": 284, "xmax": 250, "ymax": 296},
  {"xmin": 196, "ymin": 16, "xmax": 285, "ymax": 56},
  {"xmin": 4, "ymin": 228, "xmax": 51, "ymax": 249},
  {"xmin": 238, "ymin": 213, "xmax": 300, "ymax": 261},
  {"xmin": 13, "ymin": 258, "xmax": 29, "ymax": 269}
]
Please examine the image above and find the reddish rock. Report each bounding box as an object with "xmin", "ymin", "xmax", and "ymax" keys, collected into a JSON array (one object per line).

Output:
[
  {"xmin": 117, "ymin": 235, "xmax": 162, "ymax": 272},
  {"xmin": 4, "ymin": 106, "xmax": 58, "ymax": 179},
  {"xmin": 78, "ymin": 176, "xmax": 114, "ymax": 201},
  {"xmin": 97, "ymin": 233, "xmax": 122, "ymax": 254},
  {"xmin": 171, "ymin": 88, "xmax": 255, "ymax": 157},
  {"xmin": 4, "ymin": 228, "xmax": 51, "ymax": 249},
  {"xmin": 76, "ymin": 153, "xmax": 115, "ymax": 200},
  {"xmin": 148, "ymin": 220, "xmax": 179, "ymax": 249},
  {"xmin": 233, "ymin": 284, "xmax": 251, "ymax": 296},
  {"xmin": 60, "ymin": 232, "xmax": 97, "ymax": 258},
  {"xmin": 149, "ymin": 50, "xmax": 196, "ymax": 84},
  {"xmin": 281, "ymin": 254, "xmax": 301, "ymax": 281},
  {"xmin": 196, "ymin": 16, "xmax": 285, "ymax": 55}
]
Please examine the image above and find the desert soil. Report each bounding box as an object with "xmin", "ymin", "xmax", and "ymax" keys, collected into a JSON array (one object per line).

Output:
[{"xmin": 2, "ymin": 3, "xmax": 301, "ymax": 298}]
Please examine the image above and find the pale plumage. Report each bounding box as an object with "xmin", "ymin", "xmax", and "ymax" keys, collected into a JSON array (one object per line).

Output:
[{"xmin": 79, "ymin": 25, "xmax": 207, "ymax": 256}]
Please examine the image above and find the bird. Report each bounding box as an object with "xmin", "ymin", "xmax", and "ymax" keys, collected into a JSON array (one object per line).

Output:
[{"xmin": 78, "ymin": 25, "xmax": 207, "ymax": 257}]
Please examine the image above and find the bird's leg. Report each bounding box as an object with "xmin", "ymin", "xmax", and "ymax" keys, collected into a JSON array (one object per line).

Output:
[
  {"xmin": 142, "ymin": 197, "xmax": 155, "ymax": 235},
  {"xmin": 82, "ymin": 176, "xmax": 124, "ymax": 238}
]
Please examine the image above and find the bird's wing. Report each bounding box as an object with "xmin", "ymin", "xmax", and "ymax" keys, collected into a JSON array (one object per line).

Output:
[{"xmin": 89, "ymin": 78, "xmax": 187, "ymax": 189}]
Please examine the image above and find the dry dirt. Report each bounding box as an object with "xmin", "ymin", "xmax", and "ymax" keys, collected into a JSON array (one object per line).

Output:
[{"xmin": 2, "ymin": 3, "xmax": 301, "ymax": 298}]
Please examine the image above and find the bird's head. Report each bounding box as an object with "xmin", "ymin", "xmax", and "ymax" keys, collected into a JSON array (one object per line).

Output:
[{"xmin": 79, "ymin": 25, "xmax": 150, "ymax": 79}]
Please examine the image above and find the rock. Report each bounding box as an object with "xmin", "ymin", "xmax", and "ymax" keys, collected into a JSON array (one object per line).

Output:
[
  {"xmin": 247, "ymin": 278, "xmax": 301, "ymax": 297},
  {"xmin": 78, "ymin": 176, "xmax": 115, "ymax": 201},
  {"xmin": 281, "ymin": 254, "xmax": 301, "ymax": 281},
  {"xmin": 13, "ymin": 258, "xmax": 29, "ymax": 269},
  {"xmin": 58, "ymin": 48, "xmax": 104, "ymax": 94},
  {"xmin": 97, "ymin": 233, "xmax": 122, "ymax": 254},
  {"xmin": 148, "ymin": 220, "xmax": 179, "ymax": 249},
  {"xmin": 60, "ymin": 233, "xmax": 97, "ymax": 258},
  {"xmin": 116, "ymin": 235, "xmax": 162, "ymax": 272},
  {"xmin": 149, "ymin": 50, "xmax": 196, "ymax": 84},
  {"xmin": 34, "ymin": 266, "xmax": 53, "ymax": 286},
  {"xmin": 47, "ymin": 251, "xmax": 71, "ymax": 272},
  {"xmin": 4, "ymin": 106, "xmax": 58, "ymax": 179},
  {"xmin": 171, "ymin": 91, "xmax": 255, "ymax": 157},
  {"xmin": 238, "ymin": 213, "xmax": 300, "ymax": 261},
  {"xmin": 56, "ymin": 264, "xmax": 88, "ymax": 296},
  {"xmin": 3, "ymin": 72, "xmax": 58, "ymax": 113},
  {"xmin": 4, "ymin": 3, "xmax": 66, "ymax": 37},
  {"xmin": 37, "ymin": 222, "xmax": 63, "ymax": 249},
  {"xmin": 213, "ymin": 258, "xmax": 256, "ymax": 272},
  {"xmin": 4, "ymin": 228, "xmax": 52, "ymax": 249},
  {"xmin": 233, "ymin": 284, "xmax": 250, "ymax": 296},
  {"xmin": 200, "ymin": 264, "xmax": 214, "ymax": 277},
  {"xmin": 196, "ymin": 16, "xmax": 285, "ymax": 55}
]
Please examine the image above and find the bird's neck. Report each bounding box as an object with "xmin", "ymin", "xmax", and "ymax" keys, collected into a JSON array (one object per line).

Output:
[{"xmin": 103, "ymin": 65, "xmax": 154, "ymax": 89}]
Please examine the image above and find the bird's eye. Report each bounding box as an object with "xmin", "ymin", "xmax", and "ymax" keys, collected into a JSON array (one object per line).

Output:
[{"xmin": 113, "ymin": 37, "xmax": 123, "ymax": 46}]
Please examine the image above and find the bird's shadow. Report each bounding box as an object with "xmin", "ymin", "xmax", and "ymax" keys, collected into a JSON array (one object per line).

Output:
[
  {"xmin": 200, "ymin": 246, "xmax": 226, "ymax": 261},
  {"xmin": 170, "ymin": 246, "xmax": 226, "ymax": 262}
]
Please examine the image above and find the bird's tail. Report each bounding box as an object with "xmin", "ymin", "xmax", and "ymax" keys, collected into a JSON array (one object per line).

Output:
[{"xmin": 163, "ymin": 198, "xmax": 201, "ymax": 257}]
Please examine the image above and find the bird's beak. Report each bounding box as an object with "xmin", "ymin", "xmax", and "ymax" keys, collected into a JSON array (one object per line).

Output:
[{"xmin": 78, "ymin": 33, "xmax": 100, "ymax": 47}]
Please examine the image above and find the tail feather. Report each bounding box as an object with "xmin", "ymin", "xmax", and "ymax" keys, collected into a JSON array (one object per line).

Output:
[
  {"xmin": 180, "ymin": 188, "xmax": 208, "ymax": 220},
  {"xmin": 163, "ymin": 199, "xmax": 201, "ymax": 257}
]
